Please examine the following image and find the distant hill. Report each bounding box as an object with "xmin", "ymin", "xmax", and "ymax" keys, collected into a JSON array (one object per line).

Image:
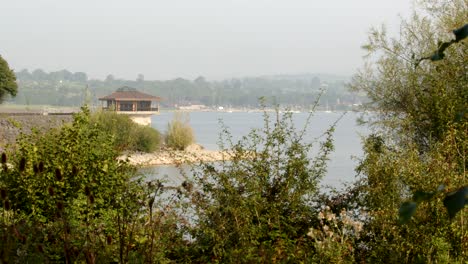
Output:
[
  {"xmin": 259, "ymin": 73, "xmax": 350, "ymax": 83},
  {"xmin": 11, "ymin": 69, "xmax": 364, "ymax": 110}
]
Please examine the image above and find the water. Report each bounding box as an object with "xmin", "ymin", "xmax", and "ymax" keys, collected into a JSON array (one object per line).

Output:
[{"xmin": 146, "ymin": 111, "xmax": 368, "ymax": 189}]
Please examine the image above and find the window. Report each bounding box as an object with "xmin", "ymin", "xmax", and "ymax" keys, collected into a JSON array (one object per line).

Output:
[
  {"xmin": 138, "ymin": 101, "xmax": 151, "ymax": 111},
  {"xmin": 119, "ymin": 102, "xmax": 133, "ymax": 111}
]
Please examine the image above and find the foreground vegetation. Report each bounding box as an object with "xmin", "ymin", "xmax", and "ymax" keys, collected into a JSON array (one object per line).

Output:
[
  {"xmin": 344, "ymin": 0, "xmax": 467, "ymax": 261},
  {"xmin": 0, "ymin": 105, "xmax": 337, "ymax": 263},
  {"xmin": 0, "ymin": 0, "xmax": 466, "ymax": 262}
]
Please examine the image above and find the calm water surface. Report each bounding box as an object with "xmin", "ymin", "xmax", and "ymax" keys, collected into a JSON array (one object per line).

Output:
[{"xmin": 145, "ymin": 111, "xmax": 368, "ymax": 189}]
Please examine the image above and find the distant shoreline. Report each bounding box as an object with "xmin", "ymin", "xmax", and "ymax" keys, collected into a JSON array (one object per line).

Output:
[{"xmin": 1, "ymin": 104, "xmax": 358, "ymax": 114}]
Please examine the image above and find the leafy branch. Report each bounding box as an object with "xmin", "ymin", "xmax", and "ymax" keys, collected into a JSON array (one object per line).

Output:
[
  {"xmin": 414, "ymin": 23, "xmax": 468, "ymax": 67},
  {"xmin": 399, "ymin": 186, "xmax": 468, "ymax": 224}
]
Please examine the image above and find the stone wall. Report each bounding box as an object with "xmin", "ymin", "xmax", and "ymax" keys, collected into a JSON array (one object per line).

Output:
[{"xmin": 0, "ymin": 114, "xmax": 72, "ymax": 150}]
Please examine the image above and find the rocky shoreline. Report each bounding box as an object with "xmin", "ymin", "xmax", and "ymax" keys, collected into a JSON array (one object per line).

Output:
[{"xmin": 120, "ymin": 144, "xmax": 231, "ymax": 166}]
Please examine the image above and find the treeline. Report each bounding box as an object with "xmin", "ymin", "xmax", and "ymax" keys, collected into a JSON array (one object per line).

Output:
[
  {"xmin": 15, "ymin": 69, "xmax": 88, "ymax": 83},
  {"xmin": 12, "ymin": 70, "xmax": 364, "ymax": 110}
]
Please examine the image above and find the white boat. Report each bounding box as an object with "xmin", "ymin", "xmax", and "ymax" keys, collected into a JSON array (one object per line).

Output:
[{"xmin": 280, "ymin": 110, "xmax": 301, "ymax": 114}]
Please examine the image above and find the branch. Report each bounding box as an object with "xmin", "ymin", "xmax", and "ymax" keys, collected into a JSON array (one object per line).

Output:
[{"xmin": 414, "ymin": 23, "xmax": 468, "ymax": 67}]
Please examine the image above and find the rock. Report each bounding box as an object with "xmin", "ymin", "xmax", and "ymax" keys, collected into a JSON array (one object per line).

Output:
[{"xmin": 121, "ymin": 145, "xmax": 232, "ymax": 167}]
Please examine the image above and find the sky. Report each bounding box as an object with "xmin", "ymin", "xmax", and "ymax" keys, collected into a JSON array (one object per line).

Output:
[{"xmin": 0, "ymin": 0, "xmax": 413, "ymax": 81}]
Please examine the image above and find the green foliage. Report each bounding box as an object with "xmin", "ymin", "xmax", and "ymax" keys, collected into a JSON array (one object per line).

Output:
[
  {"xmin": 0, "ymin": 103, "xmax": 343, "ymax": 262},
  {"xmin": 133, "ymin": 125, "xmax": 162, "ymax": 152},
  {"xmin": 0, "ymin": 107, "xmax": 132, "ymax": 261},
  {"xmin": 346, "ymin": 0, "xmax": 468, "ymax": 261},
  {"xmin": 6, "ymin": 107, "xmax": 130, "ymax": 218},
  {"xmin": 0, "ymin": 107, "xmax": 180, "ymax": 263},
  {"xmin": 398, "ymin": 201, "xmax": 417, "ymax": 224},
  {"xmin": 415, "ymin": 23, "xmax": 468, "ymax": 65},
  {"xmin": 165, "ymin": 112, "xmax": 194, "ymax": 150},
  {"xmin": 443, "ymin": 187, "xmax": 468, "ymax": 219},
  {"xmin": 179, "ymin": 107, "xmax": 336, "ymax": 262},
  {"xmin": 0, "ymin": 55, "xmax": 18, "ymax": 102},
  {"xmin": 351, "ymin": 1, "xmax": 467, "ymax": 151},
  {"xmin": 0, "ymin": 100, "xmax": 355, "ymax": 261},
  {"xmin": 399, "ymin": 184, "xmax": 468, "ymax": 224},
  {"xmin": 90, "ymin": 110, "xmax": 161, "ymax": 152},
  {"xmin": 396, "ymin": 20, "xmax": 468, "ymax": 224},
  {"xmin": 90, "ymin": 110, "xmax": 135, "ymax": 150}
]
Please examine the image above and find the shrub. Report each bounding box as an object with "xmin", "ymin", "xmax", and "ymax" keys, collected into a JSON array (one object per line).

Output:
[
  {"xmin": 178, "ymin": 107, "xmax": 337, "ymax": 262},
  {"xmin": 0, "ymin": 107, "xmax": 139, "ymax": 262},
  {"xmin": 165, "ymin": 112, "xmax": 194, "ymax": 150},
  {"xmin": 133, "ymin": 125, "xmax": 161, "ymax": 152},
  {"xmin": 0, "ymin": 104, "xmax": 347, "ymax": 262},
  {"xmin": 90, "ymin": 110, "xmax": 135, "ymax": 150},
  {"xmin": 90, "ymin": 110, "xmax": 161, "ymax": 152},
  {"xmin": 0, "ymin": 107, "xmax": 181, "ymax": 263},
  {"xmin": 346, "ymin": 0, "xmax": 468, "ymax": 262}
]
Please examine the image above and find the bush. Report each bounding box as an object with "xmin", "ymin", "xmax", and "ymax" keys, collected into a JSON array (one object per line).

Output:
[
  {"xmin": 179, "ymin": 108, "xmax": 336, "ymax": 262},
  {"xmin": 165, "ymin": 112, "xmax": 194, "ymax": 150},
  {"xmin": 0, "ymin": 105, "xmax": 346, "ymax": 262},
  {"xmin": 0, "ymin": 107, "xmax": 183, "ymax": 263},
  {"xmin": 346, "ymin": 0, "xmax": 468, "ymax": 262},
  {"xmin": 0, "ymin": 107, "xmax": 139, "ymax": 262},
  {"xmin": 90, "ymin": 110, "xmax": 135, "ymax": 150},
  {"xmin": 90, "ymin": 110, "xmax": 161, "ymax": 152},
  {"xmin": 133, "ymin": 125, "xmax": 161, "ymax": 152}
]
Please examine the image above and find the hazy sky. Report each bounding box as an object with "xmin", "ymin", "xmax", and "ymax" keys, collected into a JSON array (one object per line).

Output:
[{"xmin": 1, "ymin": 0, "xmax": 413, "ymax": 80}]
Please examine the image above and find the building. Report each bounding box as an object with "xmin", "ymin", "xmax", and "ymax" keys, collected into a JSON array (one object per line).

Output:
[{"xmin": 98, "ymin": 86, "xmax": 161, "ymax": 126}]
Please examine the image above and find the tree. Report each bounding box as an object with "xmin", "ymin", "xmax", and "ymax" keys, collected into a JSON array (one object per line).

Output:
[
  {"xmin": 15, "ymin": 69, "xmax": 32, "ymax": 81},
  {"xmin": 105, "ymin": 74, "xmax": 115, "ymax": 82},
  {"xmin": 310, "ymin": 76, "xmax": 321, "ymax": 90},
  {"xmin": 31, "ymin": 69, "xmax": 48, "ymax": 81},
  {"xmin": 136, "ymin": 73, "xmax": 144, "ymax": 82},
  {"xmin": 0, "ymin": 55, "xmax": 18, "ymax": 102},
  {"xmin": 193, "ymin": 76, "xmax": 206, "ymax": 85},
  {"xmin": 347, "ymin": 0, "xmax": 467, "ymax": 261},
  {"xmin": 185, "ymin": 107, "xmax": 335, "ymax": 262},
  {"xmin": 73, "ymin": 72, "xmax": 88, "ymax": 82},
  {"xmin": 350, "ymin": 1, "xmax": 467, "ymax": 150}
]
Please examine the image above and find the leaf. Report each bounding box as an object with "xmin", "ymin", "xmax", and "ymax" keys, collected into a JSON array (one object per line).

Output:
[
  {"xmin": 453, "ymin": 24, "xmax": 468, "ymax": 42},
  {"xmin": 102, "ymin": 163, "xmax": 108, "ymax": 173},
  {"xmin": 416, "ymin": 24, "xmax": 468, "ymax": 66},
  {"xmin": 430, "ymin": 51, "xmax": 444, "ymax": 61},
  {"xmin": 430, "ymin": 42, "xmax": 450, "ymax": 61},
  {"xmin": 399, "ymin": 201, "xmax": 417, "ymax": 224},
  {"xmin": 412, "ymin": 191, "xmax": 434, "ymax": 203},
  {"xmin": 455, "ymin": 111, "xmax": 466, "ymax": 123},
  {"xmin": 443, "ymin": 187, "xmax": 468, "ymax": 219}
]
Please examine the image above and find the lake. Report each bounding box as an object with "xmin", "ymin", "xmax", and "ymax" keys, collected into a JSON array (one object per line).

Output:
[{"xmin": 145, "ymin": 111, "xmax": 369, "ymax": 190}]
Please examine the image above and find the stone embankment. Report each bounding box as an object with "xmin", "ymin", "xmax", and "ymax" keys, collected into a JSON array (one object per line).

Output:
[
  {"xmin": 120, "ymin": 144, "xmax": 232, "ymax": 166},
  {"xmin": 0, "ymin": 114, "xmax": 72, "ymax": 149}
]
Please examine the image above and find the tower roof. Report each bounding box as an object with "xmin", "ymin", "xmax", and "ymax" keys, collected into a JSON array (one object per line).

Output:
[{"xmin": 98, "ymin": 86, "xmax": 161, "ymax": 101}]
